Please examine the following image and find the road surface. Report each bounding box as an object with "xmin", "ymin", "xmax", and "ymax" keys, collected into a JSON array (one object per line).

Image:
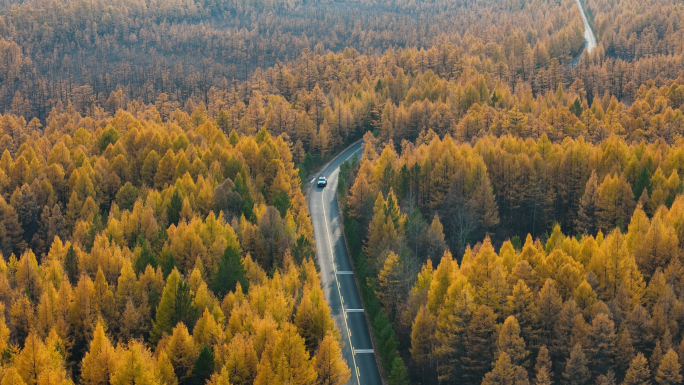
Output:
[
  {"xmin": 308, "ymin": 141, "xmax": 382, "ymax": 385},
  {"xmin": 576, "ymin": 0, "xmax": 596, "ymax": 54}
]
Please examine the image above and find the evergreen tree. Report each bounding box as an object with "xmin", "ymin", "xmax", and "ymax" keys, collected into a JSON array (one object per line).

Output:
[
  {"xmin": 150, "ymin": 269, "xmax": 180, "ymax": 344},
  {"xmin": 388, "ymin": 357, "xmax": 410, "ymax": 385},
  {"xmin": 190, "ymin": 346, "xmax": 214, "ymax": 385},
  {"xmin": 211, "ymin": 245, "xmax": 248, "ymax": 297},
  {"xmin": 64, "ymin": 245, "xmax": 79, "ymax": 286},
  {"xmin": 633, "ymin": 165, "xmax": 651, "ymax": 200},
  {"xmin": 167, "ymin": 190, "xmax": 183, "ymax": 226},
  {"xmin": 134, "ymin": 239, "xmax": 157, "ymax": 274}
]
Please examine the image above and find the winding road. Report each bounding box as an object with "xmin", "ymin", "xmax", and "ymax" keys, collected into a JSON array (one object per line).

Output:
[
  {"xmin": 576, "ymin": 0, "xmax": 597, "ymax": 54},
  {"xmin": 308, "ymin": 141, "xmax": 382, "ymax": 385}
]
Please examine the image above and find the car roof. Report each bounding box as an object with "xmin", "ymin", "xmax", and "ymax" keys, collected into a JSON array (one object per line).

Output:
[{"xmin": 318, "ymin": 176, "xmax": 326, "ymax": 179}]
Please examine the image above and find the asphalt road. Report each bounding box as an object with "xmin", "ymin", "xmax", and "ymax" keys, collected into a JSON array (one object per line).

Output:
[
  {"xmin": 308, "ymin": 141, "xmax": 382, "ymax": 385},
  {"xmin": 576, "ymin": 0, "xmax": 596, "ymax": 54}
]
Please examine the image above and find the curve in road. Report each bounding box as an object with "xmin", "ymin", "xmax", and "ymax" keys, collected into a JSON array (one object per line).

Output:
[
  {"xmin": 308, "ymin": 141, "xmax": 382, "ymax": 385},
  {"xmin": 576, "ymin": 0, "xmax": 597, "ymax": 54}
]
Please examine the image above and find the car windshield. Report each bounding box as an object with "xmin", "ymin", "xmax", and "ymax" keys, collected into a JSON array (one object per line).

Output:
[{"xmin": 318, "ymin": 177, "xmax": 326, "ymax": 181}]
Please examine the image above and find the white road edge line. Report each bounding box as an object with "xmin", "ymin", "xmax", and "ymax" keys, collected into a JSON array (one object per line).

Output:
[{"xmin": 321, "ymin": 146, "xmax": 364, "ymax": 385}]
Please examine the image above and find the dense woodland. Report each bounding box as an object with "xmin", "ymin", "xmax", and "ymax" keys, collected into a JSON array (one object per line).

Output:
[
  {"xmin": 342, "ymin": 133, "xmax": 684, "ymax": 384},
  {"xmin": 328, "ymin": 0, "xmax": 684, "ymax": 381},
  {"xmin": 0, "ymin": 106, "xmax": 352, "ymax": 384},
  {"xmin": 0, "ymin": 0, "xmax": 684, "ymax": 383}
]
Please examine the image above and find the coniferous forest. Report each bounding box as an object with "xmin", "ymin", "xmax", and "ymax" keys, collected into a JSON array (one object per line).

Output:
[{"xmin": 1, "ymin": 0, "xmax": 684, "ymax": 384}]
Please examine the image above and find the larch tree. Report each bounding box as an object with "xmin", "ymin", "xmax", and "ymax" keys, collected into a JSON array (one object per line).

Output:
[
  {"xmin": 206, "ymin": 366, "xmax": 231, "ymax": 385},
  {"xmin": 623, "ymin": 353, "xmax": 652, "ymax": 385},
  {"xmin": 1, "ymin": 368, "xmax": 27, "ymax": 385},
  {"xmin": 155, "ymin": 350, "xmax": 178, "ymax": 385},
  {"xmin": 533, "ymin": 346, "xmax": 552, "ymax": 385},
  {"xmin": 69, "ymin": 275, "xmax": 97, "ymax": 365},
  {"xmin": 655, "ymin": 349, "xmax": 682, "ymax": 385},
  {"xmin": 564, "ymin": 344, "xmax": 590, "ymax": 385},
  {"xmin": 223, "ymin": 332, "xmax": 258, "ymax": 385},
  {"xmin": 467, "ymin": 237, "xmax": 508, "ymax": 312},
  {"xmin": 536, "ymin": 279, "xmax": 563, "ymax": 347},
  {"xmin": 472, "ymin": 172, "xmax": 500, "ymax": 231},
  {"xmin": 364, "ymin": 191, "xmax": 403, "ymax": 272},
  {"xmin": 151, "ymin": 269, "xmax": 196, "ymax": 344},
  {"xmin": 410, "ymin": 304, "xmax": 435, "ymax": 376},
  {"xmin": 587, "ymin": 313, "xmax": 617, "ymax": 376},
  {"xmin": 166, "ymin": 323, "xmax": 198, "ymax": 384},
  {"xmin": 256, "ymin": 323, "xmax": 317, "ymax": 385},
  {"xmin": 433, "ymin": 274, "xmax": 472, "ymax": 383},
  {"xmin": 14, "ymin": 330, "xmax": 51, "ymax": 385},
  {"xmin": 80, "ymin": 322, "xmax": 118, "ymax": 385},
  {"xmin": 257, "ymin": 205, "xmax": 288, "ymax": 271},
  {"xmin": 110, "ymin": 341, "xmax": 159, "ymax": 385},
  {"xmin": 155, "ymin": 150, "xmax": 177, "ymax": 189},
  {"xmin": 482, "ymin": 352, "xmax": 530, "ymax": 385},
  {"xmin": 464, "ymin": 304, "xmax": 498, "ymax": 382},
  {"xmin": 314, "ymin": 331, "xmax": 351, "ymax": 385},
  {"xmin": 295, "ymin": 284, "xmax": 334, "ymax": 352},
  {"xmin": 634, "ymin": 213, "xmax": 680, "ymax": 279},
  {"xmin": 92, "ymin": 267, "xmax": 117, "ymax": 323},
  {"xmin": 506, "ymin": 280, "xmax": 538, "ymax": 349},
  {"xmin": 376, "ymin": 251, "xmax": 405, "ymax": 320},
  {"xmin": 595, "ymin": 174, "xmax": 635, "ymax": 232},
  {"xmin": 616, "ymin": 330, "xmax": 636, "ymax": 377},
  {"xmin": 497, "ymin": 316, "xmax": 529, "ymax": 367}
]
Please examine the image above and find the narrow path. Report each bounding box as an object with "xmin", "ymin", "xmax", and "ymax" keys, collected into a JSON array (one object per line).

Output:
[{"xmin": 308, "ymin": 142, "xmax": 382, "ymax": 385}]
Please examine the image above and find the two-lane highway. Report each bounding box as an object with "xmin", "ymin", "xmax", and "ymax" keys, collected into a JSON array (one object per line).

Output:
[{"xmin": 308, "ymin": 141, "xmax": 382, "ymax": 385}]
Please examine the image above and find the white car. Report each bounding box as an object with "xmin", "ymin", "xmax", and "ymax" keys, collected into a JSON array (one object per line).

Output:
[{"xmin": 317, "ymin": 177, "xmax": 327, "ymax": 187}]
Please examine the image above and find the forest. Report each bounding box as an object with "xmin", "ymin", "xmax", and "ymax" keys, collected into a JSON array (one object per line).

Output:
[
  {"xmin": 0, "ymin": 0, "xmax": 683, "ymax": 383},
  {"xmin": 0, "ymin": 105, "xmax": 353, "ymax": 384}
]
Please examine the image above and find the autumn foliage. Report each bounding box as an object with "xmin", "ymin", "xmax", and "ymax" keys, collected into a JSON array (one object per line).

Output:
[
  {"xmin": 341, "ymin": 134, "xmax": 684, "ymax": 383},
  {"xmin": 0, "ymin": 105, "xmax": 350, "ymax": 384}
]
